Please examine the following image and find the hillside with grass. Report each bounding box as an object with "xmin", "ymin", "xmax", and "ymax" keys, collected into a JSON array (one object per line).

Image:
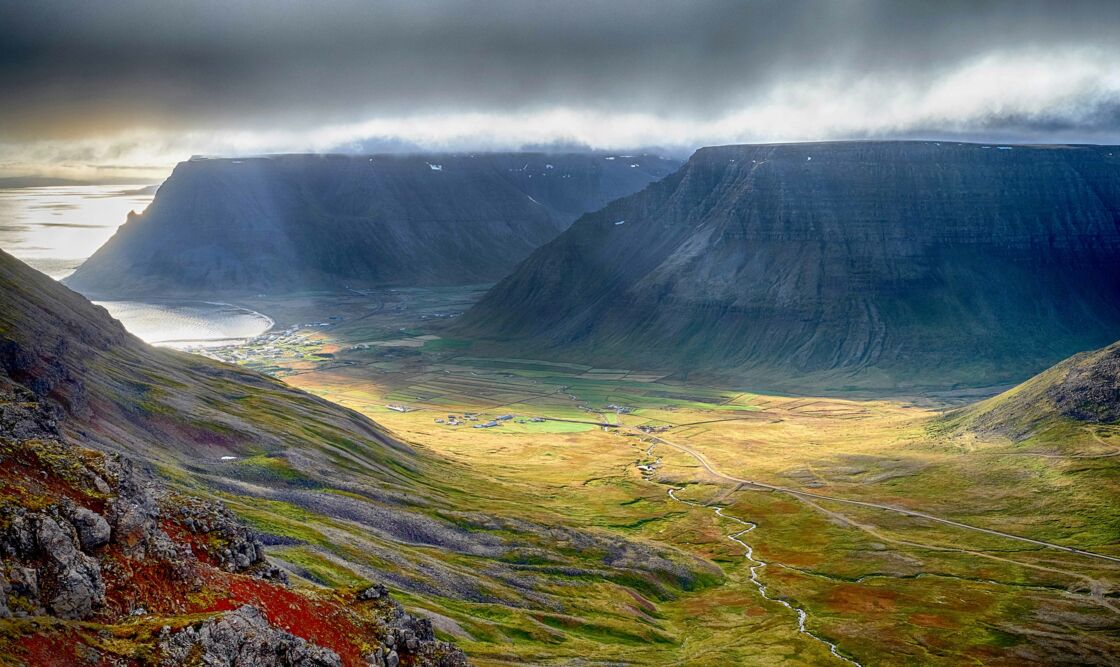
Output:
[
  {"xmin": 0, "ymin": 248, "xmax": 417, "ymax": 488},
  {"xmin": 941, "ymin": 338, "xmax": 1120, "ymax": 445},
  {"xmin": 458, "ymin": 141, "xmax": 1120, "ymax": 392},
  {"xmin": 2, "ymin": 249, "xmax": 732, "ymax": 665}
]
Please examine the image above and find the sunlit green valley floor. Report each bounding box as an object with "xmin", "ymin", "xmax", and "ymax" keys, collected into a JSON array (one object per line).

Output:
[{"xmin": 181, "ymin": 288, "xmax": 1120, "ymax": 665}]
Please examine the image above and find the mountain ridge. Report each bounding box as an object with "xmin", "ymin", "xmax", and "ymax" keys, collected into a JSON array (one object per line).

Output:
[
  {"xmin": 64, "ymin": 152, "xmax": 680, "ymax": 297},
  {"xmin": 1, "ymin": 247, "xmax": 418, "ymax": 490},
  {"xmin": 456, "ymin": 140, "xmax": 1120, "ymax": 391}
]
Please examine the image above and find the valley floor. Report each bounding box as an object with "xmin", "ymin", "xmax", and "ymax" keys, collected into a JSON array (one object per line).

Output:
[{"xmin": 190, "ymin": 288, "xmax": 1120, "ymax": 665}]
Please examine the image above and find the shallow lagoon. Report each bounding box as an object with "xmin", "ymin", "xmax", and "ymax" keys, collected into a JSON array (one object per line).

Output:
[{"xmin": 94, "ymin": 300, "xmax": 274, "ymax": 349}]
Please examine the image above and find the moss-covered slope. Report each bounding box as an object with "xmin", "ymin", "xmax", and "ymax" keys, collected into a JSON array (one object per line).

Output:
[{"xmin": 943, "ymin": 338, "xmax": 1120, "ymax": 442}]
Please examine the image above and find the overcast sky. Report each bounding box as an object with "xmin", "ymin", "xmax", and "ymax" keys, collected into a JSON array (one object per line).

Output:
[{"xmin": 3, "ymin": 0, "xmax": 1120, "ymax": 179}]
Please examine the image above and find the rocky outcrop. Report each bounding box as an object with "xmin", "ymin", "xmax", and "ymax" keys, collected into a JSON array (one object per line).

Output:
[
  {"xmin": 356, "ymin": 583, "xmax": 389, "ymax": 601},
  {"xmin": 1046, "ymin": 342, "xmax": 1120, "ymax": 424},
  {"xmin": 358, "ymin": 585, "xmax": 469, "ymax": 667},
  {"xmin": 459, "ymin": 141, "xmax": 1120, "ymax": 391},
  {"xmin": 0, "ymin": 419, "xmax": 274, "ymax": 621},
  {"xmin": 0, "ymin": 509, "xmax": 106, "ymax": 619},
  {"xmin": 159, "ymin": 605, "xmax": 342, "ymax": 667},
  {"xmin": 67, "ymin": 507, "xmax": 111, "ymax": 552},
  {"xmin": 65, "ymin": 152, "xmax": 679, "ymax": 297},
  {"xmin": 33, "ymin": 515, "xmax": 106, "ymax": 619},
  {"xmin": 171, "ymin": 496, "xmax": 286, "ymax": 581},
  {"xmin": 947, "ymin": 338, "xmax": 1120, "ymax": 439}
]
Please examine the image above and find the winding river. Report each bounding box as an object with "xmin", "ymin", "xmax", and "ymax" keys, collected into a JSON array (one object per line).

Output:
[{"xmin": 642, "ymin": 444, "xmax": 860, "ymax": 665}]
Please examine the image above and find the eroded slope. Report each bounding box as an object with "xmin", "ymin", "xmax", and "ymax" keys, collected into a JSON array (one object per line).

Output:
[{"xmin": 459, "ymin": 141, "xmax": 1120, "ymax": 391}]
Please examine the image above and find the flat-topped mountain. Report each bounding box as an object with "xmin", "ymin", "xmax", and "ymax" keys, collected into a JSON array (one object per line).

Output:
[
  {"xmin": 64, "ymin": 152, "xmax": 679, "ymax": 297},
  {"xmin": 456, "ymin": 141, "xmax": 1120, "ymax": 391}
]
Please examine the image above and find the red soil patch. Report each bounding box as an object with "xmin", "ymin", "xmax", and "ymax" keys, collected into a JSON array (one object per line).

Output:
[
  {"xmin": 0, "ymin": 448, "xmax": 106, "ymax": 513},
  {"xmin": 909, "ymin": 612, "xmax": 959, "ymax": 629},
  {"xmin": 159, "ymin": 519, "xmax": 219, "ymax": 567},
  {"xmin": 824, "ymin": 584, "xmax": 899, "ymax": 614},
  {"xmin": 15, "ymin": 631, "xmax": 84, "ymax": 667},
  {"xmin": 100, "ymin": 547, "xmax": 198, "ymax": 617},
  {"xmin": 205, "ymin": 575, "xmax": 372, "ymax": 666}
]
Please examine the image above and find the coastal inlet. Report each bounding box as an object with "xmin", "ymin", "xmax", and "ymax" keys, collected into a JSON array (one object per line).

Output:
[{"xmin": 94, "ymin": 300, "xmax": 273, "ymax": 349}]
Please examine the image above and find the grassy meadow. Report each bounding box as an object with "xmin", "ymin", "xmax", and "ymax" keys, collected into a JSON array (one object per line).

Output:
[{"xmin": 183, "ymin": 289, "xmax": 1120, "ymax": 665}]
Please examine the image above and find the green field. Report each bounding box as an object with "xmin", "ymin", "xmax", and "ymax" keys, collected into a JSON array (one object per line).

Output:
[{"xmin": 188, "ymin": 290, "xmax": 1120, "ymax": 665}]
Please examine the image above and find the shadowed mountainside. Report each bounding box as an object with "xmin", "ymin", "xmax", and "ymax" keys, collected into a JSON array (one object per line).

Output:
[
  {"xmin": 456, "ymin": 141, "xmax": 1120, "ymax": 392},
  {"xmin": 64, "ymin": 152, "xmax": 680, "ymax": 297}
]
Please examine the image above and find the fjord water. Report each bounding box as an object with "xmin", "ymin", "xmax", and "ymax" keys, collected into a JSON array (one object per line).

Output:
[
  {"xmin": 93, "ymin": 300, "xmax": 273, "ymax": 349},
  {"xmin": 0, "ymin": 183, "xmax": 273, "ymax": 347}
]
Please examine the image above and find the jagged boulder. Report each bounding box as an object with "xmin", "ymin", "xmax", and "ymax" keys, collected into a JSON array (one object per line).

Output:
[
  {"xmin": 159, "ymin": 605, "xmax": 342, "ymax": 667},
  {"xmin": 173, "ymin": 497, "xmax": 268, "ymax": 573},
  {"xmin": 35, "ymin": 515, "xmax": 105, "ymax": 619},
  {"xmin": 106, "ymin": 457, "xmax": 165, "ymax": 557},
  {"xmin": 7, "ymin": 566, "xmax": 39, "ymax": 602},
  {"xmin": 0, "ymin": 571, "xmax": 10, "ymax": 619},
  {"xmin": 356, "ymin": 583, "xmax": 388, "ymax": 601},
  {"xmin": 0, "ymin": 380, "xmax": 60, "ymax": 441},
  {"xmin": 66, "ymin": 506, "xmax": 111, "ymax": 551},
  {"xmin": 363, "ymin": 588, "xmax": 468, "ymax": 667},
  {"xmin": 0, "ymin": 510, "xmax": 37, "ymax": 559}
]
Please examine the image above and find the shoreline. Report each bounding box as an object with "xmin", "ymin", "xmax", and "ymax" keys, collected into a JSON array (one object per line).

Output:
[{"xmin": 93, "ymin": 298, "xmax": 275, "ymax": 349}]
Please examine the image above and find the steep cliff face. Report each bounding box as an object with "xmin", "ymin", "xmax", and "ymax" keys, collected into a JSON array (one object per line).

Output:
[
  {"xmin": 64, "ymin": 152, "xmax": 679, "ymax": 296},
  {"xmin": 458, "ymin": 141, "xmax": 1120, "ymax": 391}
]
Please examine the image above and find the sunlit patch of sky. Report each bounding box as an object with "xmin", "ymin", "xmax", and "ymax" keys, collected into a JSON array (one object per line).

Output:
[
  {"xmin": 3, "ymin": 48, "xmax": 1119, "ymax": 184},
  {"xmin": 0, "ymin": 185, "xmax": 155, "ymax": 276},
  {"xmin": 3, "ymin": 1, "xmax": 1120, "ymax": 181}
]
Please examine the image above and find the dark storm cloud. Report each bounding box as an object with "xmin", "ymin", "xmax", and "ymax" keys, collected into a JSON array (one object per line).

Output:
[{"xmin": 3, "ymin": 0, "xmax": 1120, "ymax": 143}]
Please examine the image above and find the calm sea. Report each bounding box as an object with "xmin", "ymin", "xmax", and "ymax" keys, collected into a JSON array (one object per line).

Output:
[
  {"xmin": 0, "ymin": 184, "xmax": 273, "ymax": 348},
  {"xmin": 0, "ymin": 183, "xmax": 156, "ymax": 278}
]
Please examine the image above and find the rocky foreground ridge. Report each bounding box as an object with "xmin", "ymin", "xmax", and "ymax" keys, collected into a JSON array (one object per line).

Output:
[{"xmin": 0, "ymin": 380, "xmax": 467, "ymax": 667}]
